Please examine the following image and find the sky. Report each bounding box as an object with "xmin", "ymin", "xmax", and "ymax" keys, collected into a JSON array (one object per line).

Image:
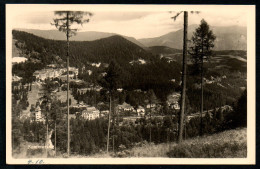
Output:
[{"xmin": 11, "ymin": 8, "xmax": 247, "ymax": 39}]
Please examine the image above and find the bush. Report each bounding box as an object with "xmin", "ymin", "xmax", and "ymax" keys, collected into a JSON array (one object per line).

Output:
[
  {"xmin": 227, "ymin": 89, "xmax": 247, "ymax": 128},
  {"xmin": 26, "ymin": 148, "xmax": 44, "ymax": 157},
  {"xmin": 167, "ymin": 140, "xmax": 246, "ymax": 158}
]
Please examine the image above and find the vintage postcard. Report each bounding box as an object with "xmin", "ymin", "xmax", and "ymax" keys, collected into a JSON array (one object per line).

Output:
[{"xmin": 6, "ymin": 4, "xmax": 255, "ymax": 164}]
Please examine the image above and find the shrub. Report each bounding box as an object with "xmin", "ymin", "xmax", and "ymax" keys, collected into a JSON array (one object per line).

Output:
[{"xmin": 167, "ymin": 141, "xmax": 246, "ymax": 158}]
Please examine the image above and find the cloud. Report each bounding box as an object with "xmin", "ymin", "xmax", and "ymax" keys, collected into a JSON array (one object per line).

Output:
[
  {"xmin": 12, "ymin": 10, "xmax": 247, "ymax": 39},
  {"xmin": 92, "ymin": 12, "xmax": 155, "ymax": 22}
]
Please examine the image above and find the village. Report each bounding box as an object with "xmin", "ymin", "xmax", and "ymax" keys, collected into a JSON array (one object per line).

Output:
[{"xmin": 12, "ymin": 62, "xmax": 182, "ymax": 125}]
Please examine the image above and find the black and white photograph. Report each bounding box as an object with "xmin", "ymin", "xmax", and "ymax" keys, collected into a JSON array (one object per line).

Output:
[{"xmin": 6, "ymin": 4, "xmax": 255, "ymax": 164}]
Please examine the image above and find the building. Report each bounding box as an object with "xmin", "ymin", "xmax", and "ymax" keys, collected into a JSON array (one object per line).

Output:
[
  {"xmin": 33, "ymin": 67, "xmax": 78, "ymax": 81},
  {"xmin": 12, "ymin": 75, "xmax": 22, "ymax": 82},
  {"xmin": 137, "ymin": 106, "xmax": 145, "ymax": 116},
  {"xmin": 167, "ymin": 92, "xmax": 181, "ymax": 110},
  {"xmin": 137, "ymin": 106, "xmax": 145, "ymax": 113},
  {"xmin": 117, "ymin": 102, "xmax": 134, "ymax": 112},
  {"xmin": 72, "ymin": 101, "xmax": 89, "ymax": 109},
  {"xmin": 82, "ymin": 107, "xmax": 100, "ymax": 120},
  {"xmin": 146, "ymin": 104, "xmax": 156, "ymax": 109},
  {"xmin": 91, "ymin": 62, "xmax": 101, "ymax": 67},
  {"xmin": 69, "ymin": 67, "xmax": 79, "ymax": 75},
  {"xmin": 100, "ymin": 110, "xmax": 109, "ymax": 117},
  {"xmin": 69, "ymin": 114, "xmax": 76, "ymax": 119},
  {"xmin": 31, "ymin": 105, "xmax": 45, "ymax": 123},
  {"xmin": 77, "ymin": 86, "xmax": 103, "ymax": 94}
]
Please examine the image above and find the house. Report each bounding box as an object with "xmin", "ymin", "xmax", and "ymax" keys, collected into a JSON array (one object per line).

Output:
[
  {"xmin": 77, "ymin": 88, "xmax": 92, "ymax": 94},
  {"xmin": 86, "ymin": 70, "xmax": 92, "ymax": 75},
  {"xmin": 31, "ymin": 105, "xmax": 45, "ymax": 123},
  {"xmin": 170, "ymin": 79, "xmax": 176, "ymax": 83},
  {"xmin": 100, "ymin": 110, "xmax": 109, "ymax": 117},
  {"xmin": 117, "ymin": 102, "xmax": 134, "ymax": 112},
  {"xmin": 117, "ymin": 88, "xmax": 123, "ymax": 92},
  {"xmin": 137, "ymin": 106, "xmax": 145, "ymax": 116},
  {"xmin": 101, "ymin": 72, "xmax": 107, "ymax": 77},
  {"xmin": 167, "ymin": 92, "xmax": 181, "ymax": 110},
  {"xmin": 72, "ymin": 102, "xmax": 89, "ymax": 109},
  {"xmin": 77, "ymin": 86, "xmax": 103, "ymax": 94},
  {"xmin": 33, "ymin": 67, "xmax": 77, "ymax": 81},
  {"xmin": 69, "ymin": 114, "xmax": 76, "ymax": 119},
  {"xmin": 91, "ymin": 62, "xmax": 101, "ymax": 67},
  {"xmin": 12, "ymin": 75, "xmax": 22, "ymax": 82},
  {"xmin": 69, "ymin": 67, "xmax": 79, "ymax": 75},
  {"xmin": 137, "ymin": 106, "xmax": 145, "ymax": 113},
  {"xmin": 170, "ymin": 103, "xmax": 180, "ymax": 110},
  {"xmin": 47, "ymin": 64, "xmax": 57, "ymax": 68},
  {"xmin": 82, "ymin": 107, "xmax": 100, "ymax": 120},
  {"xmin": 146, "ymin": 104, "xmax": 156, "ymax": 109}
]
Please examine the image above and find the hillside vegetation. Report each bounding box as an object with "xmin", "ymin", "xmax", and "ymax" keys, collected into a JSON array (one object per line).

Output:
[{"xmin": 113, "ymin": 128, "xmax": 246, "ymax": 158}]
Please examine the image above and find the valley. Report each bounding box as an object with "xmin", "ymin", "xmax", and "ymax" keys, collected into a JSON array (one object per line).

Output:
[{"xmin": 11, "ymin": 27, "xmax": 247, "ymax": 158}]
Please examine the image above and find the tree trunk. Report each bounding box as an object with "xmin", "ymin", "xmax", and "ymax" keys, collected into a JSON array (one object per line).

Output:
[
  {"xmin": 149, "ymin": 101, "xmax": 152, "ymax": 143},
  {"xmin": 66, "ymin": 11, "xmax": 70, "ymax": 156},
  {"xmin": 106, "ymin": 94, "xmax": 111, "ymax": 154},
  {"xmin": 55, "ymin": 120, "xmax": 57, "ymax": 157},
  {"xmin": 46, "ymin": 112, "xmax": 48, "ymax": 157},
  {"xmin": 200, "ymin": 58, "xmax": 204, "ymax": 136},
  {"xmin": 112, "ymin": 134, "xmax": 115, "ymax": 153},
  {"xmin": 178, "ymin": 11, "xmax": 188, "ymax": 143}
]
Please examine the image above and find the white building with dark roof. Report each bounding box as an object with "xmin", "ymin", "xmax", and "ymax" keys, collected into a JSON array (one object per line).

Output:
[{"xmin": 82, "ymin": 107, "xmax": 100, "ymax": 120}]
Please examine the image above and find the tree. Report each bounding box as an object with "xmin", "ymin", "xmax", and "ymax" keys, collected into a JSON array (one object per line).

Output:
[
  {"xmin": 189, "ymin": 19, "xmax": 216, "ymax": 135},
  {"xmin": 147, "ymin": 89, "xmax": 157, "ymax": 143},
  {"xmin": 52, "ymin": 11, "xmax": 92, "ymax": 156},
  {"xmin": 170, "ymin": 11, "xmax": 201, "ymax": 143},
  {"xmin": 99, "ymin": 60, "xmax": 122, "ymax": 153},
  {"xmin": 49, "ymin": 99, "xmax": 62, "ymax": 157},
  {"xmin": 171, "ymin": 11, "xmax": 188, "ymax": 143},
  {"xmin": 39, "ymin": 78, "xmax": 56, "ymax": 156},
  {"xmin": 12, "ymin": 97, "xmax": 23, "ymax": 154},
  {"xmin": 226, "ymin": 89, "xmax": 247, "ymax": 128}
]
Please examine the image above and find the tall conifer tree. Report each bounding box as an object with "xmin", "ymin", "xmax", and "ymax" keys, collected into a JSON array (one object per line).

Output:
[{"xmin": 52, "ymin": 11, "xmax": 92, "ymax": 156}]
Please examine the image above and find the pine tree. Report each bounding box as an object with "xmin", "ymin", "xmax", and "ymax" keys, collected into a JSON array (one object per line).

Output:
[
  {"xmin": 52, "ymin": 11, "xmax": 92, "ymax": 156},
  {"xmin": 99, "ymin": 60, "xmax": 122, "ymax": 153},
  {"xmin": 39, "ymin": 78, "xmax": 56, "ymax": 157},
  {"xmin": 189, "ymin": 19, "xmax": 216, "ymax": 136},
  {"xmin": 170, "ymin": 11, "xmax": 200, "ymax": 143}
]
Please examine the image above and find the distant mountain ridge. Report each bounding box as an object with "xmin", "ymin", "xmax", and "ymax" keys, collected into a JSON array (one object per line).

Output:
[
  {"xmin": 15, "ymin": 28, "xmax": 147, "ymax": 49},
  {"xmin": 139, "ymin": 25, "xmax": 247, "ymax": 51},
  {"xmin": 16, "ymin": 25, "xmax": 247, "ymax": 51},
  {"xmin": 148, "ymin": 46, "xmax": 182, "ymax": 55}
]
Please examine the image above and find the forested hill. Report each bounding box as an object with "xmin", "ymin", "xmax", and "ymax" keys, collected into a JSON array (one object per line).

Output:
[
  {"xmin": 12, "ymin": 30, "xmax": 182, "ymax": 102},
  {"xmin": 12, "ymin": 30, "xmax": 152, "ymax": 67}
]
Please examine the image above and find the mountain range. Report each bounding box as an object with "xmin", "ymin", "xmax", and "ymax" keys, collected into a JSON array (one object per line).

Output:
[
  {"xmin": 16, "ymin": 25, "xmax": 246, "ymax": 51},
  {"xmin": 139, "ymin": 25, "xmax": 247, "ymax": 51},
  {"xmin": 15, "ymin": 28, "xmax": 146, "ymax": 49}
]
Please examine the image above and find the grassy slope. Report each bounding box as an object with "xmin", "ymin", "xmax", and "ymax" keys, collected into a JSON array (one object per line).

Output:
[
  {"xmin": 122, "ymin": 128, "xmax": 246, "ymax": 158},
  {"xmin": 13, "ymin": 128, "xmax": 246, "ymax": 158}
]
